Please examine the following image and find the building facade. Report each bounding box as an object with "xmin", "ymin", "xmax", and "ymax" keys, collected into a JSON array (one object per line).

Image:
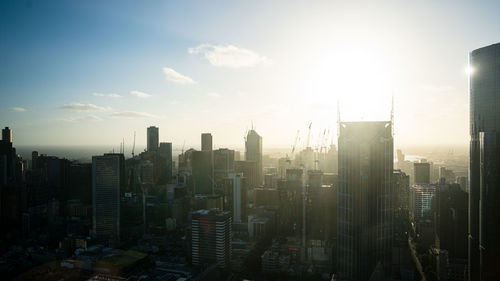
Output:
[
  {"xmin": 469, "ymin": 42, "xmax": 500, "ymax": 281},
  {"xmin": 336, "ymin": 121, "xmax": 394, "ymax": 281},
  {"xmin": 92, "ymin": 153, "xmax": 124, "ymax": 246},
  {"xmin": 191, "ymin": 209, "xmax": 232, "ymax": 268},
  {"xmin": 147, "ymin": 126, "xmax": 159, "ymax": 152}
]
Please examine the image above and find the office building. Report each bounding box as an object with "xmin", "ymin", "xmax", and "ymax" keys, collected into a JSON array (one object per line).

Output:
[
  {"xmin": 92, "ymin": 153, "xmax": 124, "ymax": 246},
  {"xmin": 159, "ymin": 142, "xmax": 173, "ymax": 182},
  {"xmin": 245, "ymin": 129, "xmax": 263, "ymax": 185},
  {"xmin": 191, "ymin": 209, "xmax": 232, "ymax": 268},
  {"xmin": 469, "ymin": 42, "xmax": 500, "ymax": 281},
  {"xmin": 213, "ymin": 148, "xmax": 235, "ymax": 186},
  {"xmin": 147, "ymin": 126, "xmax": 159, "ymax": 152},
  {"xmin": 225, "ymin": 173, "xmax": 247, "ymax": 223},
  {"xmin": 201, "ymin": 133, "xmax": 213, "ymax": 151},
  {"xmin": 234, "ymin": 160, "xmax": 258, "ymax": 190},
  {"xmin": 2, "ymin": 127, "xmax": 12, "ymax": 143},
  {"xmin": 414, "ymin": 162, "xmax": 431, "ymax": 184},
  {"xmin": 336, "ymin": 121, "xmax": 394, "ymax": 281},
  {"xmin": 191, "ymin": 150, "xmax": 213, "ymax": 194},
  {"xmin": 410, "ymin": 185, "xmax": 436, "ymax": 220}
]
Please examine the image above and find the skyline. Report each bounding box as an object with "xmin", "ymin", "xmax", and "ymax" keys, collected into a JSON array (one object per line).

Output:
[{"xmin": 2, "ymin": 0, "xmax": 500, "ymax": 148}]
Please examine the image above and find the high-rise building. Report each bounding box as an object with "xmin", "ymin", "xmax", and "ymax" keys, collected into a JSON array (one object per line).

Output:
[
  {"xmin": 336, "ymin": 121, "xmax": 394, "ymax": 281},
  {"xmin": 214, "ymin": 148, "xmax": 235, "ymax": 187},
  {"xmin": 410, "ymin": 184, "xmax": 436, "ymax": 220},
  {"xmin": 469, "ymin": 42, "xmax": 500, "ymax": 281},
  {"xmin": 191, "ymin": 150, "xmax": 213, "ymax": 194},
  {"xmin": 201, "ymin": 133, "xmax": 213, "ymax": 152},
  {"xmin": 414, "ymin": 162, "xmax": 431, "ymax": 184},
  {"xmin": 147, "ymin": 126, "xmax": 159, "ymax": 152},
  {"xmin": 234, "ymin": 160, "xmax": 258, "ymax": 190},
  {"xmin": 224, "ymin": 173, "xmax": 247, "ymax": 224},
  {"xmin": 245, "ymin": 129, "xmax": 263, "ymax": 186},
  {"xmin": 92, "ymin": 153, "xmax": 124, "ymax": 246},
  {"xmin": 2, "ymin": 127, "xmax": 12, "ymax": 143},
  {"xmin": 191, "ymin": 209, "xmax": 232, "ymax": 268},
  {"xmin": 159, "ymin": 142, "xmax": 173, "ymax": 182}
]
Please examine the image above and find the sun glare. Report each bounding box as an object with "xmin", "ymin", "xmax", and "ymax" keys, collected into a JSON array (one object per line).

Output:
[{"xmin": 302, "ymin": 46, "xmax": 393, "ymax": 121}]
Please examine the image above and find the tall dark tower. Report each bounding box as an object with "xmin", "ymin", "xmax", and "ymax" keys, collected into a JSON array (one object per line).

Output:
[
  {"xmin": 245, "ymin": 129, "xmax": 263, "ymax": 186},
  {"xmin": 469, "ymin": 42, "xmax": 500, "ymax": 281},
  {"xmin": 147, "ymin": 126, "xmax": 159, "ymax": 152},
  {"xmin": 336, "ymin": 121, "xmax": 394, "ymax": 281},
  {"xmin": 2, "ymin": 127, "xmax": 12, "ymax": 143},
  {"xmin": 201, "ymin": 133, "xmax": 213, "ymax": 152}
]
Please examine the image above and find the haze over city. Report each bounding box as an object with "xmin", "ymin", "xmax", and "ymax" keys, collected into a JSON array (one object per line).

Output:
[
  {"xmin": 2, "ymin": 0, "xmax": 500, "ymax": 148},
  {"xmin": 1, "ymin": 1, "xmax": 500, "ymax": 281}
]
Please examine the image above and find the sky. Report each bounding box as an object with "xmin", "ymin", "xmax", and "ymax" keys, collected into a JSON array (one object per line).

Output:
[{"xmin": 1, "ymin": 0, "xmax": 499, "ymax": 151}]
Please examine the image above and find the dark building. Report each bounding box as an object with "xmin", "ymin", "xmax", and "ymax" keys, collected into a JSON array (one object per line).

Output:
[
  {"xmin": 469, "ymin": 42, "xmax": 500, "ymax": 281},
  {"xmin": 191, "ymin": 209, "xmax": 232, "ymax": 268},
  {"xmin": 201, "ymin": 133, "xmax": 213, "ymax": 152},
  {"xmin": 159, "ymin": 142, "xmax": 173, "ymax": 183},
  {"xmin": 336, "ymin": 121, "xmax": 394, "ymax": 281},
  {"xmin": 213, "ymin": 148, "xmax": 235, "ymax": 188},
  {"xmin": 147, "ymin": 126, "xmax": 159, "ymax": 152},
  {"xmin": 92, "ymin": 153, "xmax": 125, "ymax": 246},
  {"xmin": 245, "ymin": 129, "xmax": 263, "ymax": 185},
  {"xmin": 234, "ymin": 160, "xmax": 258, "ymax": 190},
  {"xmin": 191, "ymin": 150, "xmax": 214, "ymax": 194},
  {"xmin": 414, "ymin": 162, "xmax": 431, "ymax": 184}
]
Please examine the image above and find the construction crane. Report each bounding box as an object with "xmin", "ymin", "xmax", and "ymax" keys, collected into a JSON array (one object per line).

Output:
[
  {"xmin": 132, "ymin": 131, "xmax": 136, "ymax": 157},
  {"xmin": 286, "ymin": 130, "xmax": 300, "ymax": 164},
  {"xmin": 306, "ymin": 122, "xmax": 312, "ymax": 148}
]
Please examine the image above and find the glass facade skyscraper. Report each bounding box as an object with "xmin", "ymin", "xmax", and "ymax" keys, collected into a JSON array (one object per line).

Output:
[{"xmin": 469, "ymin": 42, "xmax": 500, "ymax": 281}]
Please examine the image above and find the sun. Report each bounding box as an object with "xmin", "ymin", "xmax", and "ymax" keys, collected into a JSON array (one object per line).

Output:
[{"xmin": 301, "ymin": 46, "xmax": 394, "ymax": 122}]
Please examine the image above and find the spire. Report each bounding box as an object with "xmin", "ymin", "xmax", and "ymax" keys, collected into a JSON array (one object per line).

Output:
[{"xmin": 391, "ymin": 95, "xmax": 395, "ymax": 136}]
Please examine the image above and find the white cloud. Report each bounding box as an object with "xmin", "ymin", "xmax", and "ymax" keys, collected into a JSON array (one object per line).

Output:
[
  {"xmin": 188, "ymin": 44, "xmax": 272, "ymax": 68},
  {"xmin": 60, "ymin": 103, "xmax": 110, "ymax": 111},
  {"xmin": 207, "ymin": 92, "xmax": 221, "ymax": 98},
  {"xmin": 162, "ymin": 67, "xmax": 196, "ymax": 84},
  {"xmin": 61, "ymin": 115, "xmax": 102, "ymax": 122},
  {"xmin": 131, "ymin": 90, "xmax": 152, "ymax": 98},
  {"xmin": 109, "ymin": 111, "xmax": 157, "ymax": 119},
  {"xmin": 11, "ymin": 107, "xmax": 26, "ymax": 112},
  {"xmin": 93, "ymin": 93, "xmax": 122, "ymax": 98}
]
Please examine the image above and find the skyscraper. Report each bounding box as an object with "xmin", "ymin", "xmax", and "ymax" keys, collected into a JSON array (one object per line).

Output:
[
  {"xmin": 191, "ymin": 209, "xmax": 232, "ymax": 268},
  {"xmin": 201, "ymin": 133, "xmax": 213, "ymax": 152},
  {"xmin": 225, "ymin": 173, "xmax": 247, "ymax": 224},
  {"xmin": 336, "ymin": 121, "xmax": 394, "ymax": 281},
  {"xmin": 414, "ymin": 162, "xmax": 431, "ymax": 184},
  {"xmin": 469, "ymin": 42, "xmax": 500, "ymax": 281},
  {"xmin": 147, "ymin": 126, "xmax": 159, "ymax": 152},
  {"xmin": 245, "ymin": 129, "xmax": 263, "ymax": 186},
  {"xmin": 2, "ymin": 127, "xmax": 12, "ymax": 143},
  {"xmin": 92, "ymin": 153, "xmax": 124, "ymax": 246},
  {"xmin": 159, "ymin": 142, "xmax": 173, "ymax": 182}
]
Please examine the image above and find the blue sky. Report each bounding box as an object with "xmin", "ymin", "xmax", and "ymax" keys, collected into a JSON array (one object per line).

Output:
[{"xmin": 1, "ymin": 0, "xmax": 500, "ymax": 149}]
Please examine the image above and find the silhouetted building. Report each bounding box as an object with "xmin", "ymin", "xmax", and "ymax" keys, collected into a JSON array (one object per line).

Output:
[
  {"xmin": 234, "ymin": 160, "xmax": 258, "ymax": 190},
  {"xmin": 245, "ymin": 129, "xmax": 263, "ymax": 185},
  {"xmin": 147, "ymin": 126, "xmax": 159, "ymax": 152},
  {"xmin": 159, "ymin": 142, "xmax": 173, "ymax": 183},
  {"xmin": 201, "ymin": 133, "xmax": 213, "ymax": 152},
  {"xmin": 213, "ymin": 148, "xmax": 235, "ymax": 187},
  {"xmin": 92, "ymin": 153, "xmax": 125, "ymax": 246},
  {"xmin": 2, "ymin": 127, "xmax": 12, "ymax": 143},
  {"xmin": 469, "ymin": 42, "xmax": 500, "ymax": 281},
  {"xmin": 414, "ymin": 162, "xmax": 430, "ymax": 184},
  {"xmin": 191, "ymin": 150, "xmax": 213, "ymax": 194},
  {"xmin": 191, "ymin": 209, "xmax": 232, "ymax": 268},
  {"xmin": 336, "ymin": 121, "xmax": 394, "ymax": 281}
]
